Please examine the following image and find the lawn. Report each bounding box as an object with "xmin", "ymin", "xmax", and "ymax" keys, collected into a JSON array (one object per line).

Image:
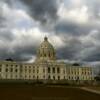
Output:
[{"xmin": 0, "ymin": 84, "xmax": 100, "ymax": 100}]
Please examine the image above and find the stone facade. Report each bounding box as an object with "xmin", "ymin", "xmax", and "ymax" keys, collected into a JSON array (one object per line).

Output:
[{"xmin": 0, "ymin": 37, "xmax": 94, "ymax": 82}]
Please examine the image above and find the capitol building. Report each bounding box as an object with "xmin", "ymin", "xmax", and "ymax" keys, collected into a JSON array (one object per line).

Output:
[{"xmin": 0, "ymin": 37, "xmax": 94, "ymax": 83}]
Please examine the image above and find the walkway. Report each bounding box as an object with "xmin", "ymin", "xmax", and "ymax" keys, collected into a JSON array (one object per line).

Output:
[{"xmin": 81, "ymin": 87, "xmax": 100, "ymax": 94}]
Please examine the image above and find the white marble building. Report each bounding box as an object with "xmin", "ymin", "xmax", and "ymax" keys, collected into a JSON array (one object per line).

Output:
[{"xmin": 0, "ymin": 37, "xmax": 94, "ymax": 82}]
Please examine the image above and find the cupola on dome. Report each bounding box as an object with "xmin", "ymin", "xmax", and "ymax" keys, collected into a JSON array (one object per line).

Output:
[{"xmin": 36, "ymin": 37, "xmax": 56, "ymax": 61}]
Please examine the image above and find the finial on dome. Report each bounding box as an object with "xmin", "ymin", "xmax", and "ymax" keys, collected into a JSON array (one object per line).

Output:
[{"xmin": 44, "ymin": 36, "xmax": 48, "ymax": 41}]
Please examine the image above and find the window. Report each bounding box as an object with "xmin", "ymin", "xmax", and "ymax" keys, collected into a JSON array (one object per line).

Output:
[
  {"xmin": 44, "ymin": 53, "xmax": 46, "ymax": 57},
  {"xmin": 20, "ymin": 68, "xmax": 22, "ymax": 72},
  {"xmin": 52, "ymin": 67, "xmax": 55, "ymax": 73},
  {"xmin": 57, "ymin": 68, "xmax": 60, "ymax": 73},
  {"xmin": 33, "ymin": 69, "xmax": 35, "ymax": 73},
  {"xmin": 48, "ymin": 67, "xmax": 50, "ymax": 73},
  {"xmin": 10, "ymin": 68, "xmax": 13, "ymax": 72},
  {"xmin": 43, "ymin": 75, "xmax": 45, "ymax": 79},
  {"xmin": 29, "ymin": 69, "xmax": 31, "ymax": 73},
  {"xmin": 11, "ymin": 65, "xmax": 13, "ymax": 67},
  {"xmin": 49, "ymin": 53, "xmax": 51, "ymax": 57},
  {"xmin": 37, "ymin": 76, "xmax": 39, "ymax": 79},
  {"xmin": 64, "ymin": 76, "xmax": 65, "ymax": 79},
  {"xmin": 6, "ymin": 68, "xmax": 8, "ymax": 72},
  {"xmin": 6, "ymin": 64, "xmax": 8, "ymax": 67},
  {"xmin": 15, "ymin": 69, "xmax": 18, "ymax": 72}
]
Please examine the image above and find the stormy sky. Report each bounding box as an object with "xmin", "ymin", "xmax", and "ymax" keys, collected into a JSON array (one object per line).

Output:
[{"xmin": 0, "ymin": 0, "xmax": 100, "ymax": 65}]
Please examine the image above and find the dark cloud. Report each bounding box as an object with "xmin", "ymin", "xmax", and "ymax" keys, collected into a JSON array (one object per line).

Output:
[
  {"xmin": 57, "ymin": 38, "xmax": 82, "ymax": 60},
  {"xmin": 0, "ymin": 43, "xmax": 36, "ymax": 62},
  {"xmin": 55, "ymin": 20, "xmax": 96, "ymax": 37},
  {"xmin": 20, "ymin": 0, "xmax": 58, "ymax": 24},
  {"xmin": 11, "ymin": 45, "xmax": 36, "ymax": 61},
  {"xmin": 0, "ymin": 3, "xmax": 15, "ymax": 42},
  {"xmin": 0, "ymin": 9, "xmax": 7, "ymax": 28},
  {"xmin": 55, "ymin": 21, "xmax": 78, "ymax": 35},
  {"xmin": 0, "ymin": 30, "xmax": 15, "ymax": 41},
  {"xmin": 1, "ymin": 0, "xmax": 100, "ymax": 64},
  {"xmin": 82, "ymin": 47, "xmax": 100, "ymax": 62}
]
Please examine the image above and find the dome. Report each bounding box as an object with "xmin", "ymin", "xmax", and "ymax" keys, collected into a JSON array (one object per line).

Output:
[{"xmin": 36, "ymin": 37, "xmax": 56, "ymax": 61}]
